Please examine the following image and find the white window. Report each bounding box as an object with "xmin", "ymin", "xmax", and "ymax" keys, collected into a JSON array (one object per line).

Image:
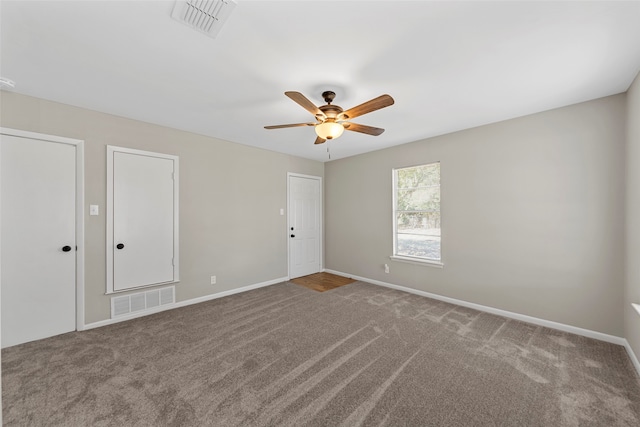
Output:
[{"xmin": 392, "ymin": 162, "xmax": 441, "ymax": 265}]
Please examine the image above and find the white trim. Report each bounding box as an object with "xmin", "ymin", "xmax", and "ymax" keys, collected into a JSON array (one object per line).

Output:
[
  {"xmin": 627, "ymin": 303, "xmax": 640, "ymax": 377},
  {"xmin": 87, "ymin": 301, "xmax": 178, "ymax": 330},
  {"xmin": 172, "ymin": 277, "xmax": 285, "ymax": 309},
  {"xmin": 389, "ymin": 255, "xmax": 443, "ymax": 268},
  {"xmin": 287, "ymin": 172, "xmax": 323, "ymax": 278},
  {"xmin": 0, "ymin": 127, "xmax": 81, "ymax": 146},
  {"xmin": 105, "ymin": 145, "xmax": 180, "ymax": 294},
  {"xmin": 0, "ymin": 127, "xmax": 86, "ymax": 332},
  {"xmin": 324, "ymin": 269, "xmax": 626, "ymax": 346},
  {"xmin": 106, "ymin": 280, "xmax": 180, "ymax": 295},
  {"xmin": 623, "ymin": 339, "xmax": 640, "ymax": 377},
  {"xmin": 75, "ymin": 141, "xmax": 86, "ymax": 330},
  {"xmin": 106, "ymin": 147, "xmax": 114, "ymax": 292},
  {"xmin": 83, "ymin": 276, "xmax": 287, "ymax": 330}
]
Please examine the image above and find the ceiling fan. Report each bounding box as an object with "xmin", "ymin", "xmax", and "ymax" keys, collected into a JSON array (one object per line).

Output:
[{"xmin": 265, "ymin": 91, "xmax": 395, "ymax": 145}]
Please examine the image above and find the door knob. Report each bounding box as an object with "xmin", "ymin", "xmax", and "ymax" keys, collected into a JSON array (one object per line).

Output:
[
  {"xmin": 290, "ymin": 234, "xmax": 295, "ymax": 238},
  {"xmin": 62, "ymin": 245, "xmax": 72, "ymax": 252},
  {"xmin": 116, "ymin": 243, "xmax": 125, "ymax": 250},
  {"xmin": 291, "ymin": 227, "xmax": 294, "ymax": 231}
]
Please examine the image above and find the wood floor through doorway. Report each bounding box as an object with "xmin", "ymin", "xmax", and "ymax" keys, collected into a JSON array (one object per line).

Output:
[{"xmin": 290, "ymin": 272, "xmax": 356, "ymax": 292}]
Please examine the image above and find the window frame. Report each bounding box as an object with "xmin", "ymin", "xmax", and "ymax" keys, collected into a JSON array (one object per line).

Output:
[{"xmin": 391, "ymin": 162, "xmax": 443, "ymax": 268}]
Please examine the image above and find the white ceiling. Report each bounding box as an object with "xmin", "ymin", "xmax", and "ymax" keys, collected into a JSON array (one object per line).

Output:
[{"xmin": 2, "ymin": 1, "xmax": 640, "ymax": 162}]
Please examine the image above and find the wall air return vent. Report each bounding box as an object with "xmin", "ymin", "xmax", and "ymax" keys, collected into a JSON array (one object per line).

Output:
[
  {"xmin": 111, "ymin": 285, "xmax": 176, "ymax": 318},
  {"xmin": 171, "ymin": 0, "xmax": 237, "ymax": 39}
]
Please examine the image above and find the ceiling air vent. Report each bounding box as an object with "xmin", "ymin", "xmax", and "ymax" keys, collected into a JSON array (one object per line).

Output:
[{"xmin": 171, "ymin": 0, "xmax": 237, "ymax": 39}]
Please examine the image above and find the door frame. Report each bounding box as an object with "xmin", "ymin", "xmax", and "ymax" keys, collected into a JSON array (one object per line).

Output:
[
  {"xmin": 105, "ymin": 145, "xmax": 180, "ymax": 294},
  {"xmin": 287, "ymin": 172, "xmax": 323, "ymax": 279},
  {"xmin": 0, "ymin": 127, "xmax": 85, "ymax": 331}
]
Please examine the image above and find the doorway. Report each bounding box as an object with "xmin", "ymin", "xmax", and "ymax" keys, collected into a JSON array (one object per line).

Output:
[{"xmin": 288, "ymin": 173, "xmax": 322, "ymax": 279}]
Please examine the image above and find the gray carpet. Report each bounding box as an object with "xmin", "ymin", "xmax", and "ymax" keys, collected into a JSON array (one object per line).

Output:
[{"xmin": 3, "ymin": 281, "xmax": 640, "ymax": 426}]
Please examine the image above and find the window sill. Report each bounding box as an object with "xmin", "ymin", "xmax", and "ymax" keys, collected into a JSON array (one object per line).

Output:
[
  {"xmin": 633, "ymin": 303, "xmax": 640, "ymax": 317},
  {"xmin": 390, "ymin": 255, "xmax": 443, "ymax": 268}
]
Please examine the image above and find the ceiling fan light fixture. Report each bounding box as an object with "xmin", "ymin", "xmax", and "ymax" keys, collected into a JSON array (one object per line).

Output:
[{"xmin": 315, "ymin": 121, "xmax": 344, "ymax": 140}]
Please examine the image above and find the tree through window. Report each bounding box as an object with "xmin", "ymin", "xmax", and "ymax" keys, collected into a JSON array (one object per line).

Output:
[{"xmin": 393, "ymin": 162, "xmax": 441, "ymax": 262}]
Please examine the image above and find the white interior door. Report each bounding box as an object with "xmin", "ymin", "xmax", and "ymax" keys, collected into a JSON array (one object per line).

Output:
[
  {"xmin": 1, "ymin": 134, "xmax": 76, "ymax": 348},
  {"xmin": 111, "ymin": 149, "xmax": 177, "ymax": 292},
  {"xmin": 288, "ymin": 174, "xmax": 321, "ymax": 279}
]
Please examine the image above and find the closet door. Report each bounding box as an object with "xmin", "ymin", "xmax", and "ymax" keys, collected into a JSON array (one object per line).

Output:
[
  {"xmin": 1, "ymin": 132, "xmax": 78, "ymax": 347},
  {"xmin": 107, "ymin": 146, "xmax": 179, "ymax": 293}
]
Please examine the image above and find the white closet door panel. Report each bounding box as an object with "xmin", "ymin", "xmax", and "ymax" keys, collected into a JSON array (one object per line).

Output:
[
  {"xmin": 1, "ymin": 134, "xmax": 76, "ymax": 347},
  {"xmin": 113, "ymin": 152, "xmax": 175, "ymax": 291}
]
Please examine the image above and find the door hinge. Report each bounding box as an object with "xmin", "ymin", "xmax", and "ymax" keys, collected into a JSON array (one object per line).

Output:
[
  {"xmin": 171, "ymin": 258, "xmax": 175, "ymax": 266},
  {"xmin": 171, "ymin": 172, "xmax": 175, "ymax": 180}
]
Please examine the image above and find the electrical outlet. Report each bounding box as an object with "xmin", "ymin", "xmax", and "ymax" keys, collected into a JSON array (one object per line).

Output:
[
  {"xmin": 384, "ymin": 264, "xmax": 390, "ymax": 274},
  {"xmin": 210, "ymin": 275, "xmax": 216, "ymax": 285}
]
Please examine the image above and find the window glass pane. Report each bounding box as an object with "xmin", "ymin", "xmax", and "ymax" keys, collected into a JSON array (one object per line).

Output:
[
  {"xmin": 396, "ymin": 163, "xmax": 440, "ymax": 188},
  {"xmin": 396, "ymin": 212, "xmax": 440, "ymax": 236},
  {"xmin": 397, "ymin": 234, "xmax": 441, "ymax": 260},
  {"xmin": 396, "ymin": 187, "xmax": 440, "ymax": 211}
]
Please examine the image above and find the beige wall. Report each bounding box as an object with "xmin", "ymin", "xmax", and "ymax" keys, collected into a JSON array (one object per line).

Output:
[
  {"xmin": 625, "ymin": 72, "xmax": 640, "ymax": 356},
  {"xmin": 0, "ymin": 92, "xmax": 324, "ymax": 324},
  {"xmin": 0, "ymin": 89, "xmax": 632, "ymax": 338},
  {"xmin": 326, "ymin": 94, "xmax": 626, "ymax": 336}
]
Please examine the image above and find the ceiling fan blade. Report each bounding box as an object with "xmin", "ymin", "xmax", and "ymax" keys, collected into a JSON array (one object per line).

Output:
[
  {"xmin": 264, "ymin": 122, "xmax": 316, "ymax": 129},
  {"xmin": 285, "ymin": 91, "xmax": 326, "ymax": 119},
  {"xmin": 340, "ymin": 94, "xmax": 394, "ymax": 120},
  {"xmin": 342, "ymin": 122, "xmax": 385, "ymax": 136},
  {"xmin": 314, "ymin": 136, "xmax": 326, "ymax": 145}
]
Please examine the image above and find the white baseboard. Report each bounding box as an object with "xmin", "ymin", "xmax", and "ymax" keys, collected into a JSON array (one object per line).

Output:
[
  {"xmin": 79, "ymin": 270, "xmax": 640, "ymax": 378},
  {"xmin": 623, "ymin": 340, "xmax": 640, "ymax": 377},
  {"xmin": 324, "ymin": 269, "xmax": 626, "ymax": 346},
  {"xmin": 81, "ymin": 276, "xmax": 287, "ymax": 331}
]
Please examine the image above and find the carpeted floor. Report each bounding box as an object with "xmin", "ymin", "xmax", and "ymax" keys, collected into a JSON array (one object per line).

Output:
[{"xmin": 3, "ymin": 281, "xmax": 640, "ymax": 426}]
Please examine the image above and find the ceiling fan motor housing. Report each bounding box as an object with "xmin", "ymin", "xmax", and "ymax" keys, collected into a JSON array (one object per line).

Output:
[{"xmin": 319, "ymin": 104, "xmax": 343, "ymax": 119}]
